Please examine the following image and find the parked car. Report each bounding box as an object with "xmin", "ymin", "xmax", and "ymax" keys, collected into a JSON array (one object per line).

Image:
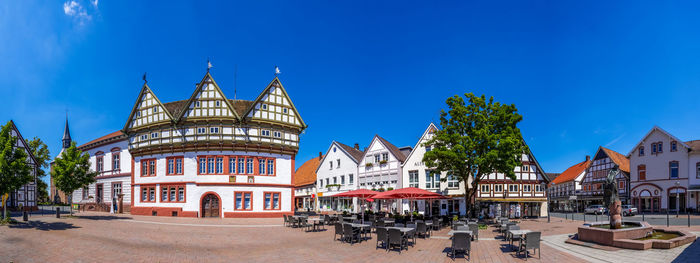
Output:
[
  {"xmin": 585, "ymin": 205, "xmax": 607, "ymax": 215},
  {"xmin": 621, "ymin": 205, "xmax": 638, "ymax": 216}
]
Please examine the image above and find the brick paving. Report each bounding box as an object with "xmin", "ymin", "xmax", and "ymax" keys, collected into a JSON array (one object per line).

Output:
[{"xmin": 0, "ymin": 212, "xmax": 696, "ymax": 262}]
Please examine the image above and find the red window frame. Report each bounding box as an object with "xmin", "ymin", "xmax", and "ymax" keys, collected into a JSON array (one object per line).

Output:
[
  {"xmin": 197, "ymin": 155, "xmax": 229, "ymax": 175},
  {"xmin": 618, "ymin": 181, "xmax": 625, "ymax": 190},
  {"xmin": 263, "ymin": 192, "xmax": 281, "ymax": 210},
  {"xmin": 166, "ymin": 156, "xmax": 184, "ymax": 175},
  {"xmin": 140, "ymin": 158, "xmax": 157, "ymax": 177},
  {"xmin": 234, "ymin": 191, "xmax": 253, "ymax": 211},
  {"xmin": 196, "ymin": 155, "xmax": 276, "ymax": 176},
  {"xmin": 160, "ymin": 184, "xmax": 186, "ymax": 203},
  {"xmin": 140, "ymin": 185, "xmax": 156, "ymax": 203},
  {"xmin": 638, "ymin": 165, "xmax": 646, "ymax": 181},
  {"xmin": 96, "ymin": 156, "xmax": 104, "ymax": 172}
]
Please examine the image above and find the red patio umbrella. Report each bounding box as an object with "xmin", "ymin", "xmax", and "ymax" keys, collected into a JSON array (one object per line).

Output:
[
  {"xmin": 372, "ymin": 187, "xmax": 445, "ymax": 220},
  {"xmin": 333, "ymin": 189, "xmax": 379, "ymax": 224}
]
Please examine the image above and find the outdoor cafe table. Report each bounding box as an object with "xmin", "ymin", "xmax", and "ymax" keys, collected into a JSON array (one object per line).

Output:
[
  {"xmin": 347, "ymin": 223, "xmax": 372, "ymax": 240},
  {"xmin": 448, "ymin": 230, "xmax": 473, "ymax": 236},
  {"xmin": 507, "ymin": 229, "xmax": 532, "ymax": 248},
  {"xmin": 386, "ymin": 227, "xmax": 415, "ymax": 234}
]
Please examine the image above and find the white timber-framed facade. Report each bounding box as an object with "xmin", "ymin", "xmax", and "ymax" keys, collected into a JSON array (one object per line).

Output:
[{"xmin": 315, "ymin": 141, "xmax": 364, "ymax": 213}]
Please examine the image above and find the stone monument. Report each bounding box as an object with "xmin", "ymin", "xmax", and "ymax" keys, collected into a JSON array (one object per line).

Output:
[{"xmin": 603, "ymin": 165, "xmax": 622, "ymax": 229}]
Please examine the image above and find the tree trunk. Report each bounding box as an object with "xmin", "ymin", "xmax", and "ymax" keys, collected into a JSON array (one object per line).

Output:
[
  {"xmin": 2, "ymin": 198, "xmax": 6, "ymax": 219},
  {"xmin": 69, "ymin": 192, "xmax": 73, "ymax": 216}
]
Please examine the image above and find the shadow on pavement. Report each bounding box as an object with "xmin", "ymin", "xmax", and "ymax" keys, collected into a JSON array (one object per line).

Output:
[
  {"xmin": 75, "ymin": 215, "xmax": 133, "ymax": 221},
  {"xmin": 8, "ymin": 221, "xmax": 81, "ymax": 231},
  {"xmin": 671, "ymin": 238, "xmax": 700, "ymax": 263}
]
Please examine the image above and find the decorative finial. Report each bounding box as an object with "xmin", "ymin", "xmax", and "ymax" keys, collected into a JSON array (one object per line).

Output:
[
  {"xmin": 142, "ymin": 72, "xmax": 147, "ymax": 83},
  {"xmin": 274, "ymin": 65, "xmax": 280, "ymax": 76},
  {"xmin": 207, "ymin": 58, "xmax": 213, "ymax": 72}
]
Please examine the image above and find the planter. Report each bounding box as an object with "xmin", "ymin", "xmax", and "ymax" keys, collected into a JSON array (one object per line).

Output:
[{"xmin": 365, "ymin": 163, "xmax": 373, "ymax": 167}]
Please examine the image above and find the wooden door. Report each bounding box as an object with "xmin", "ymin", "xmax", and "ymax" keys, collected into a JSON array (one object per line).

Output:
[{"xmin": 202, "ymin": 194, "xmax": 220, "ymax": 218}]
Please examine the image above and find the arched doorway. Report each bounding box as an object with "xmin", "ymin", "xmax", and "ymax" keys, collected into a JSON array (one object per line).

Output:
[{"xmin": 201, "ymin": 193, "xmax": 220, "ymax": 218}]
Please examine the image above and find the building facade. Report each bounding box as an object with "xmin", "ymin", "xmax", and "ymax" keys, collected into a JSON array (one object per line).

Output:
[
  {"xmin": 5, "ymin": 120, "xmax": 39, "ymax": 211},
  {"xmin": 294, "ymin": 153, "xmax": 321, "ymax": 212},
  {"xmin": 358, "ymin": 135, "xmax": 408, "ymax": 212},
  {"xmin": 401, "ymin": 123, "xmax": 469, "ymax": 216},
  {"xmin": 316, "ymin": 141, "xmax": 364, "ymax": 212},
  {"xmin": 122, "ymin": 72, "xmax": 305, "ymax": 218},
  {"xmin": 476, "ymin": 146, "xmax": 550, "ymax": 218},
  {"xmin": 71, "ymin": 131, "xmax": 132, "ymax": 212},
  {"xmin": 579, "ymin": 146, "xmax": 630, "ymax": 207},
  {"xmin": 628, "ymin": 126, "xmax": 699, "ymax": 213},
  {"xmin": 548, "ymin": 156, "xmax": 590, "ymax": 212}
]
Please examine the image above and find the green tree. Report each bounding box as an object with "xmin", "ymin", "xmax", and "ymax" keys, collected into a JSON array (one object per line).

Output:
[
  {"xmin": 423, "ymin": 93, "xmax": 527, "ymax": 217},
  {"xmin": 27, "ymin": 137, "xmax": 50, "ymax": 203},
  {"xmin": 0, "ymin": 121, "xmax": 33, "ymax": 219},
  {"xmin": 51, "ymin": 142, "xmax": 97, "ymax": 216}
]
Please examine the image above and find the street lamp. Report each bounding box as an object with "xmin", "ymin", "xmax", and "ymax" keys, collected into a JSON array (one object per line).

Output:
[{"xmin": 675, "ymin": 181, "xmax": 680, "ymax": 218}]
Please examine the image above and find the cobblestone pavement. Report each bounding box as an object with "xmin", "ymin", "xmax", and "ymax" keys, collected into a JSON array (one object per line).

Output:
[
  {"xmin": 0, "ymin": 212, "xmax": 697, "ymax": 262},
  {"xmin": 550, "ymin": 212, "xmax": 700, "ymax": 226}
]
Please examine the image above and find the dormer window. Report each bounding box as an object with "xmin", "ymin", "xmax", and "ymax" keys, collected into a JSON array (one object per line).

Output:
[
  {"xmin": 671, "ymin": 141, "xmax": 678, "ymax": 152},
  {"xmin": 639, "ymin": 146, "xmax": 645, "ymax": 156}
]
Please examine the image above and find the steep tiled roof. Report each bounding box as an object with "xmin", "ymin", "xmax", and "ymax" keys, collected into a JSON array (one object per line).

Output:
[
  {"xmin": 336, "ymin": 142, "xmax": 365, "ymax": 163},
  {"xmin": 601, "ymin": 147, "xmax": 630, "ymax": 173},
  {"xmin": 377, "ymin": 135, "xmax": 407, "ymax": 163},
  {"xmin": 77, "ymin": 131, "xmax": 126, "ymax": 150},
  {"xmin": 686, "ymin": 140, "xmax": 700, "ymax": 152},
  {"xmin": 161, "ymin": 99, "xmax": 254, "ymax": 120},
  {"xmin": 294, "ymin": 155, "xmax": 322, "ymax": 187},
  {"xmin": 549, "ymin": 160, "xmax": 590, "ymax": 186}
]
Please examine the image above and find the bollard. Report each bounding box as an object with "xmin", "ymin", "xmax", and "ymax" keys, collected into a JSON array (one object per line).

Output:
[
  {"xmin": 667, "ymin": 209, "xmax": 669, "ymax": 227},
  {"xmin": 22, "ymin": 211, "xmax": 28, "ymax": 221},
  {"xmin": 642, "ymin": 212, "xmax": 645, "ymax": 222},
  {"xmin": 583, "ymin": 213, "xmax": 586, "ymax": 222},
  {"xmin": 689, "ymin": 211, "xmax": 691, "ymax": 227},
  {"xmin": 56, "ymin": 207, "xmax": 60, "ymax": 218},
  {"xmin": 595, "ymin": 214, "xmax": 598, "ymax": 222}
]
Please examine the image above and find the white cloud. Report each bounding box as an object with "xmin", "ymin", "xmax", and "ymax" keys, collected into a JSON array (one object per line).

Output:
[
  {"xmin": 63, "ymin": 1, "xmax": 92, "ymax": 25},
  {"xmin": 91, "ymin": 0, "xmax": 98, "ymax": 8}
]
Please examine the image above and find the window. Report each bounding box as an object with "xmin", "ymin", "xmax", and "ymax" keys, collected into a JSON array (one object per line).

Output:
[
  {"xmin": 329, "ymin": 161, "xmax": 333, "ymax": 169},
  {"xmin": 264, "ymin": 192, "xmax": 281, "ymax": 210},
  {"xmin": 618, "ymin": 181, "xmax": 625, "ymax": 190},
  {"xmin": 199, "ymin": 158, "xmax": 206, "ymax": 174},
  {"xmin": 208, "ymin": 157, "xmax": 215, "ymax": 174},
  {"xmin": 639, "ymin": 146, "xmax": 645, "ymax": 156},
  {"xmin": 258, "ymin": 158, "xmax": 265, "ymax": 175},
  {"xmin": 536, "ymin": 184, "xmax": 543, "ymax": 192},
  {"xmin": 326, "ymin": 178, "xmax": 329, "ymax": 186},
  {"xmin": 349, "ymin": 174, "xmax": 354, "ymax": 184},
  {"xmin": 337, "ymin": 159, "xmax": 340, "ymax": 168},
  {"xmin": 216, "ymin": 157, "xmax": 224, "ymax": 174},
  {"xmin": 141, "ymin": 186, "xmax": 156, "ymax": 202},
  {"xmin": 522, "ymin": 165, "xmax": 529, "ymax": 172},
  {"xmin": 652, "ymin": 143, "xmax": 657, "ymax": 154},
  {"xmin": 178, "ymin": 187, "xmax": 184, "ymax": 201},
  {"xmin": 83, "ymin": 186, "xmax": 89, "ymax": 199},
  {"xmin": 426, "ymin": 170, "xmax": 440, "ymax": 189},
  {"xmin": 669, "ymin": 161, "xmax": 679, "ymax": 179},
  {"xmin": 246, "ymin": 158, "xmax": 253, "ymax": 174},
  {"xmin": 408, "ymin": 170, "xmax": 419, "ymax": 188},
  {"xmin": 136, "ymin": 111, "xmax": 141, "ymax": 117},
  {"xmin": 481, "ymin": 184, "xmax": 490, "ymax": 193},
  {"xmin": 234, "ymin": 192, "xmax": 252, "ymax": 210},
  {"xmin": 197, "ymin": 127, "xmax": 206, "ymax": 134},
  {"xmin": 151, "ymin": 132, "xmax": 159, "ymax": 139},
  {"xmin": 508, "ymin": 184, "xmax": 519, "ymax": 192},
  {"xmin": 167, "ymin": 159, "xmax": 174, "ymax": 175},
  {"xmin": 238, "ymin": 158, "xmax": 245, "ymax": 174},
  {"xmin": 112, "ymin": 153, "xmax": 120, "ymax": 171},
  {"xmin": 523, "ymin": 184, "xmax": 531, "ymax": 192},
  {"xmin": 671, "ymin": 141, "xmax": 678, "ymax": 152},
  {"xmin": 447, "ymin": 174, "xmax": 459, "ymax": 188},
  {"xmin": 141, "ymin": 159, "xmax": 156, "ymax": 176},
  {"xmin": 261, "ymin": 130, "xmax": 271, "ymax": 137},
  {"xmin": 273, "ymin": 131, "xmax": 281, "ymax": 138},
  {"xmin": 161, "ymin": 185, "xmax": 185, "ymax": 203},
  {"xmin": 494, "ymin": 184, "xmax": 503, "ymax": 192},
  {"xmin": 283, "ymin": 108, "xmax": 288, "ymax": 114},
  {"xmin": 210, "ymin": 127, "xmax": 219, "ymax": 134},
  {"xmin": 229, "ymin": 157, "xmax": 236, "ymax": 174},
  {"xmin": 96, "ymin": 156, "xmax": 104, "ymax": 172},
  {"xmin": 112, "ymin": 183, "xmax": 121, "ymax": 198},
  {"xmin": 333, "ymin": 177, "xmax": 337, "ymax": 184},
  {"xmin": 697, "ymin": 162, "xmax": 700, "ymax": 179},
  {"xmin": 195, "ymin": 101, "xmax": 200, "ymax": 107},
  {"xmin": 267, "ymin": 159, "xmax": 275, "ymax": 175},
  {"xmin": 658, "ymin": 142, "xmax": 663, "ymax": 153},
  {"xmin": 425, "ymin": 146, "xmax": 432, "ymax": 152},
  {"xmin": 169, "ymin": 187, "xmax": 176, "ymax": 201},
  {"xmin": 215, "ymin": 101, "xmax": 221, "ymax": 107},
  {"xmin": 638, "ymin": 165, "xmax": 646, "ymax": 181},
  {"xmin": 374, "ymin": 154, "xmax": 380, "ymax": 163},
  {"xmin": 382, "ymin": 153, "xmax": 388, "ymax": 161},
  {"xmin": 162, "ymin": 187, "xmax": 168, "ymax": 201},
  {"xmin": 176, "ymin": 158, "xmax": 182, "ymax": 174},
  {"xmin": 153, "ymin": 106, "xmax": 158, "ymax": 113},
  {"xmin": 262, "ymin": 104, "xmax": 267, "ymax": 110}
]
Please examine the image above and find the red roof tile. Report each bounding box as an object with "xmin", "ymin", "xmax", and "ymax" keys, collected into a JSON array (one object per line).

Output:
[
  {"xmin": 78, "ymin": 131, "xmax": 126, "ymax": 150},
  {"xmin": 549, "ymin": 160, "xmax": 590, "ymax": 186},
  {"xmin": 601, "ymin": 147, "xmax": 630, "ymax": 173},
  {"xmin": 294, "ymin": 155, "xmax": 322, "ymax": 187}
]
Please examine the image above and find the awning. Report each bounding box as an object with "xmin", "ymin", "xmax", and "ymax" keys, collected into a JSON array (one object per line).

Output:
[
  {"xmin": 477, "ymin": 198, "xmax": 547, "ymax": 202},
  {"xmin": 688, "ymin": 185, "xmax": 700, "ymax": 192}
]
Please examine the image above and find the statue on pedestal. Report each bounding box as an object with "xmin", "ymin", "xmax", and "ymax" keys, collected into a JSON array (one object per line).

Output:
[{"xmin": 604, "ymin": 165, "xmax": 622, "ymax": 229}]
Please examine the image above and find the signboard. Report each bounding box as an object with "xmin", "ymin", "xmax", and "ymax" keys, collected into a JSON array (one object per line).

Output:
[
  {"xmin": 569, "ymin": 195, "xmax": 577, "ymax": 200},
  {"xmin": 229, "ymin": 176, "xmax": 236, "ymax": 183},
  {"xmin": 318, "ymin": 192, "xmax": 323, "ymax": 197}
]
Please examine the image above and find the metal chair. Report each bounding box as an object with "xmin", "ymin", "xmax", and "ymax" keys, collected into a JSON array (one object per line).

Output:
[
  {"xmin": 375, "ymin": 227, "xmax": 388, "ymax": 250},
  {"xmin": 334, "ymin": 223, "xmax": 344, "ymax": 241},
  {"xmin": 283, "ymin": 215, "xmax": 289, "ymax": 227},
  {"xmin": 395, "ymin": 223, "xmax": 405, "ymax": 228},
  {"xmin": 456, "ymin": 225, "xmax": 469, "ymax": 231},
  {"xmin": 387, "ymin": 228, "xmax": 407, "ymax": 253},
  {"xmin": 518, "ymin": 232, "xmax": 541, "ymax": 261},
  {"xmin": 451, "ymin": 232, "xmax": 471, "ymax": 260},
  {"xmin": 432, "ymin": 218, "xmax": 440, "ymax": 231},
  {"xmin": 416, "ymin": 222, "xmax": 429, "ymax": 238},
  {"xmin": 468, "ymin": 223, "xmax": 479, "ymax": 241},
  {"xmin": 506, "ymin": 224, "xmax": 520, "ymax": 244},
  {"xmin": 324, "ymin": 214, "xmax": 331, "ymax": 225},
  {"xmin": 343, "ymin": 223, "xmax": 361, "ymax": 245}
]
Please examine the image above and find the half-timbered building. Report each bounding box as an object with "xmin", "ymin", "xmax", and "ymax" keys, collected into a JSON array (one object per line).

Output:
[
  {"xmin": 476, "ymin": 144, "xmax": 549, "ymax": 218},
  {"xmin": 579, "ymin": 146, "xmax": 630, "ymax": 207},
  {"xmin": 5, "ymin": 120, "xmax": 39, "ymax": 211},
  {"xmin": 123, "ymin": 71, "xmax": 306, "ymax": 218}
]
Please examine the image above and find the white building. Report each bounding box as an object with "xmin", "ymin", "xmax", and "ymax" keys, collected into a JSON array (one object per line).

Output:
[
  {"xmin": 316, "ymin": 141, "xmax": 364, "ymax": 212},
  {"xmin": 547, "ymin": 156, "xmax": 590, "ymax": 212},
  {"xmin": 401, "ymin": 123, "xmax": 471, "ymax": 216},
  {"xmin": 628, "ymin": 126, "xmax": 699, "ymax": 213},
  {"xmin": 72, "ymin": 131, "xmax": 132, "ymax": 212},
  {"xmin": 357, "ymin": 135, "xmax": 409, "ymax": 212},
  {"xmin": 294, "ymin": 154, "xmax": 321, "ymax": 211}
]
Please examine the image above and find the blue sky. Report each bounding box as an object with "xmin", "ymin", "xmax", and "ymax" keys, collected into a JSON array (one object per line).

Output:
[{"xmin": 2, "ymin": 1, "xmax": 700, "ymax": 189}]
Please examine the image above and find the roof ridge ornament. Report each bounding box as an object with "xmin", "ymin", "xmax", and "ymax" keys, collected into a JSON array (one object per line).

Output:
[
  {"xmin": 142, "ymin": 72, "xmax": 147, "ymax": 83},
  {"xmin": 274, "ymin": 65, "xmax": 280, "ymax": 77},
  {"xmin": 207, "ymin": 58, "xmax": 213, "ymax": 73}
]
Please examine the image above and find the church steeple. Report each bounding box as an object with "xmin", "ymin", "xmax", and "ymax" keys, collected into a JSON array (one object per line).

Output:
[{"xmin": 62, "ymin": 117, "xmax": 72, "ymax": 149}]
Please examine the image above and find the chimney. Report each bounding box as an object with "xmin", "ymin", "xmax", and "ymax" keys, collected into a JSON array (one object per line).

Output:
[
  {"xmin": 585, "ymin": 155, "xmax": 590, "ymax": 162},
  {"xmin": 319, "ymin": 152, "xmax": 323, "ymax": 160},
  {"xmin": 354, "ymin": 143, "xmax": 360, "ymax": 150}
]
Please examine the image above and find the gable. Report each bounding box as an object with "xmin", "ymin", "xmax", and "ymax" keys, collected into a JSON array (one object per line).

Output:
[
  {"xmin": 627, "ymin": 126, "xmax": 691, "ymax": 156},
  {"xmin": 9, "ymin": 121, "xmax": 37, "ymax": 166},
  {"xmin": 178, "ymin": 73, "xmax": 240, "ymax": 121},
  {"xmin": 245, "ymin": 78, "xmax": 306, "ymax": 129},
  {"xmin": 123, "ymin": 84, "xmax": 173, "ymax": 132},
  {"xmin": 403, "ymin": 123, "xmax": 438, "ymax": 166},
  {"xmin": 316, "ymin": 142, "xmax": 361, "ymax": 174}
]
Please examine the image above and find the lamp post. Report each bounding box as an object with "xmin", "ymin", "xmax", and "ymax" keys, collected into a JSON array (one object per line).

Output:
[
  {"xmin": 676, "ymin": 181, "xmax": 680, "ymax": 218},
  {"xmin": 545, "ymin": 183, "xmax": 551, "ymax": 223}
]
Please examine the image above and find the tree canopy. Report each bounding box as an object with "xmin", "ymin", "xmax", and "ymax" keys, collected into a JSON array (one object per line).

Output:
[
  {"xmin": 27, "ymin": 137, "xmax": 50, "ymax": 203},
  {"xmin": 51, "ymin": 142, "xmax": 97, "ymax": 213},
  {"xmin": 0, "ymin": 121, "xmax": 33, "ymax": 218},
  {"xmin": 423, "ymin": 93, "xmax": 527, "ymax": 216}
]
